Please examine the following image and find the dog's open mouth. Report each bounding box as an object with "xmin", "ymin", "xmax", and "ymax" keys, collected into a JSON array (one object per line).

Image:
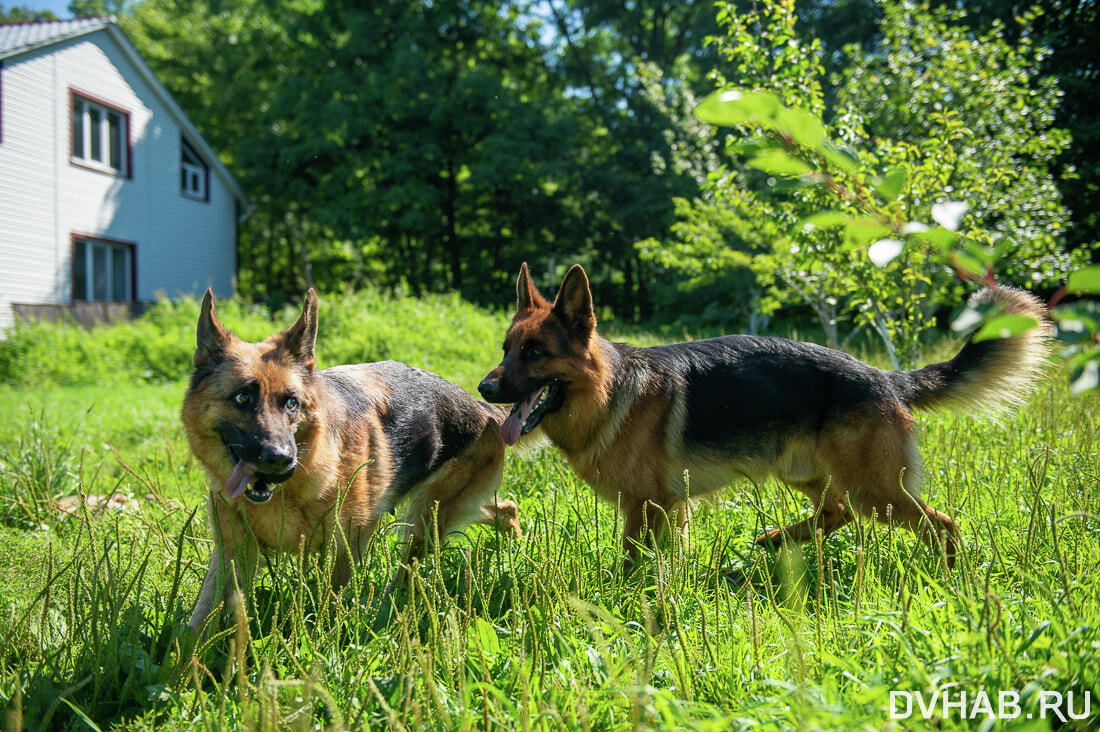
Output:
[
  {"xmin": 500, "ymin": 381, "xmax": 561, "ymax": 446},
  {"xmin": 223, "ymin": 443, "xmax": 295, "ymax": 504}
]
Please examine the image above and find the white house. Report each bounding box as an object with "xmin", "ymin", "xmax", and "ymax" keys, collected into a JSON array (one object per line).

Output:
[{"xmin": 0, "ymin": 17, "xmax": 249, "ymax": 333}]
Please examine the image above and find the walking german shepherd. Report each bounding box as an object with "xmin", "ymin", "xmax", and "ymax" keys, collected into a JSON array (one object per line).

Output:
[
  {"xmin": 182, "ymin": 289, "xmax": 518, "ymax": 631},
  {"xmin": 478, "ymin": 263, "xmax": 1050, "ymax": 568}
]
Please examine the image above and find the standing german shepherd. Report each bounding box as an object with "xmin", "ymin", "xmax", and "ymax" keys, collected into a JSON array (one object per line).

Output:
[
  {"xmin": 478, "ymin": 263, "xmax": 1050, "ymax": 567},
  {"xmin": 182, "ymin": 289, "xmax": 519, "ymax": 631}
]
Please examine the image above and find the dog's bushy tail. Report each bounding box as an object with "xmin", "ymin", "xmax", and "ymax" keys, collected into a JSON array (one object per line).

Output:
[{"xmin": 892, "ymin": 287, "xmax": 1052, "ymax": 416}]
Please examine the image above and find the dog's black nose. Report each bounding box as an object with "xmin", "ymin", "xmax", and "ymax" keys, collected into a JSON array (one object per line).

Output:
[
  {"xmin": 478, "ymin": 379, "xmax": 500, "ymax": 399},
  {"xmin": 258, "ymin": 445, "xmax": 294, "ymax": 473}
]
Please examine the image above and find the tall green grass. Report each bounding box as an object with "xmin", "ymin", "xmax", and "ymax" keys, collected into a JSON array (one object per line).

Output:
[
  {"xmin": 0, "ymin": 290, "xmax": 506, "ymax": 393},
  {"xmin": 0, "ymin": 295, "xmax": 1097, "ymax": 730}
]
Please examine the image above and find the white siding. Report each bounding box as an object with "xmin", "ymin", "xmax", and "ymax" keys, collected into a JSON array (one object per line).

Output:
[
  {"xmin": 0, "ymin": 29, "xmax": 238, "ymax": 334},
  {"xmin": 0, "ymin": 48, "xmax": 62, "ymax": 332}
]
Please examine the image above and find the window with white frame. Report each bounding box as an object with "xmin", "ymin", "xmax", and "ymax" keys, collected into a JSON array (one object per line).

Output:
[
  {"xmin": 73, "ymin": 238, "xmax": 133, "ymax": 302},
  {"xmin": 71, "ymin": 94, "xmax": 128, "ymax": 174},
  {"xmin": 181, "ymin": 137, "xmax": 208, "ymax": 200}
]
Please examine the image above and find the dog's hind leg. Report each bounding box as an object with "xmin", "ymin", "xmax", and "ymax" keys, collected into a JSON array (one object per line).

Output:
[
  {"xmin": 882, "ymin": 498, "xmax": 958, "ymax": 568},
  {"xmin": 754, "ymin": 478, "xmax": 851, "ymax": 547},
  {"xmin": 822, "ymin": 410, "xmax": 958, "ymax": 567},
  {"xmin": 388, "ymin": 432, "xmax": 513, "ymax": 593}
]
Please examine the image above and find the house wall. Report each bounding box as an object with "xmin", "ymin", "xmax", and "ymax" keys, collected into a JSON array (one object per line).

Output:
[{"xmin": 0, "ymin": 30, "xmax": 237, "ymax": 334}]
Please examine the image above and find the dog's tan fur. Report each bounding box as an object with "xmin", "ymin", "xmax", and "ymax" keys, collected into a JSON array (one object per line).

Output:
[
  {"xmin": 182, "ymin": 290, "xmax": 517, "ymax": 631},
  {"xmin": 480, "ymin": 264, "xmax": 1052, "ymax": 568}
]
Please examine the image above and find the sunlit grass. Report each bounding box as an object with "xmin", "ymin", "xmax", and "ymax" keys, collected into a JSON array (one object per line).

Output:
[{"xmin": 0, "ymin": 307, "xmax": 1097, "ymax": 730}]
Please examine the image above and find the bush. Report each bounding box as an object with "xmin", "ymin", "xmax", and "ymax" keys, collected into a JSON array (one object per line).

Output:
[{"xmin": 0, "ymin": 290, "xmax": 505, "ymax": 391}]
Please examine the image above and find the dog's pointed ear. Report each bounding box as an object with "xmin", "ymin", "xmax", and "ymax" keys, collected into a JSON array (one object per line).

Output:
[
  {"xmin": 552, "ymin": 264, "xmax": 595, "ymax": 337},
  {"xmin": 195, "ymin": 288, "xmax": 230, "ymax": 367},
  {"xmin": 282, "ymin": 288, "xmax": 319, "ymax": 369},
  {"xmin": 516, "ymin": 262, "xmax": 547, "ymax": 313}
]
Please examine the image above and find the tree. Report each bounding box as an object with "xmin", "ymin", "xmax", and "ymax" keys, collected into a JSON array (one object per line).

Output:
[
  {"xmin": 0, "ymin": 4, "xmax": 57, "ymax": 21},
  {"xmin": 640, "ymin": 0, "xmax": 1083, "ymax": 367},
  {"xmin": 233, "ymin": 0, "xmax": 577, "ymax": 303},
  {"xmin": 542, "ymin": 0, "xmax": 726, "ymax": 319}
]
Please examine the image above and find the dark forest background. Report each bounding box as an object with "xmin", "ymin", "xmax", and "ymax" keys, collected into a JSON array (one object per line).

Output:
[{"xmin": 4, "ymin": 0, "xmax": 1097, "ymax": 324}]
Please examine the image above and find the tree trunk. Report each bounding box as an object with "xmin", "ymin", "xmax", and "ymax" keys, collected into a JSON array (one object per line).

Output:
[
  {"xmin": 623, "ymin": 255, "xmax": 636, "ymax": 321},
  {"xmin": 635, "ymin": 254, "xmax": 652, "ymax": 321},
  {"xmin": 444, "ymin": 158, "xmax": 462, "ymax": 291}
]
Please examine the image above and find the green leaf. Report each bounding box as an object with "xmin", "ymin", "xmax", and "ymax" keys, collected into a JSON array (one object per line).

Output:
[
  {"xmin": 874, "ymin": 167, "xmax": 907, "ymax": 200},
  {"xmin": 951, "ymin": 305, "xmax": 985, "ymax": 333},
  {"xmin": 736, "ymin": 91, "xmax": 783, "ymax": 122},
  {"xmin": 819, "ymin": 145, "xmax": 859, "ymax": 174},
  {"xmin": 951, "ymin": 249, "xmax": 987, "ymax": 280},
  {"xmin": 1069, "ymin": 360, "xmax": 1099, "ymax": 395},
  {"xmin": 972, "ymin": 314, "xmax": 1038, "ymax": 343},
  {"xmin": 800, "ymin": 211, "xmax": 850, "ymax": 232},
  {"xmin": 1067, "ymin": 265, "xmax": 1100, "ymax": 294},
  {"xmin": 844, "ymin": 217, "xmax": 892, "ymax": 247},
  {"xmin": 469, "ymin": 616, "xmax": 501, "ymax": 655},
  {"xmin": 729, "ymin": 136, "xmax": 782, "ymax": 157},
  {"xmin": 776, "ymin": 108, "xmax": 826, "ymax": 150},
  {"xmin": 868, "ymin": 238, "xmax": 904, "ymax": 267},
  {"xmin": 695, "ymin": 89, "xmax": 782, "ymax": 127},
  {"xmin": 912, "ymin": 226, "xmax": 957, "ymax": 252},
  {"xmin": 960, "ymin": 240, "xmax": 994, "ymax": 268},
  {"xmin": 748, "ymin": 149, "xmax": 814, "ymax": 177}
]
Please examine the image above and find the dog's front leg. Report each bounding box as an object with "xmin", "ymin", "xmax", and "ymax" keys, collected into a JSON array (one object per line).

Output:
[
  {"xmin": 187, "ymin": 495, "xmax": 258, "ymax": 633},
  {"xmin": 329, "ymin": 517, "xmax": 378, "ymax": 590},
  {"xmin": 187, "ymin": 545, "xmax": 223, "ymax": 632},
  {"xmin": 620, "ymin": 494, "xmax": 685, "ymax": 569}
]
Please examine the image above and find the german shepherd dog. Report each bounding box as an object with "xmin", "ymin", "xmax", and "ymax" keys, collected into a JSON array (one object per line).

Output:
[
  {"xmin": 478, "ymin": 263, "xmax": 1050, "ymax": 568},
  {"xmin": 182, "ymin": 289, "xmax": 519, "ymax": 631}
]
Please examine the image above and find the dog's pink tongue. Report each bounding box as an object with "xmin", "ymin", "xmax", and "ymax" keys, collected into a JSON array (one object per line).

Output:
[
  {"xmin": 499, "ymin": 389, "xmax": 542, "ymax": 447},
  {"xmin": 224, "ymin": 460, "xmax": 257, "ymax": 499},
  {"xmin": 501, "ymin": 413, "xmax": 523, "ymax": 446}
]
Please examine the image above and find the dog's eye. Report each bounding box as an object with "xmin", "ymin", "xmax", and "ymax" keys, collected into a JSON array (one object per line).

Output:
[
  {"xmin": 286, "ymin": 396, "xmax": 299, "ymax": 412},
  {"xmin": 233, "ymin": 392, "xmax": 251, "ymax": 406},
  {"xmin": 522, "ymin": 345, "xmax": 545, "ymax": 361}
]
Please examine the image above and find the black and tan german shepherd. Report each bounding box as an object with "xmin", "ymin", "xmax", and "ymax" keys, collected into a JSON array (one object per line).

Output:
[
  {"xmin": 182, "ymin": 289, "xmax": 518, "ymax": 631},
  {"xmin": 478, "ymin": 263, "xmax": 1050, "ymax": 567}
]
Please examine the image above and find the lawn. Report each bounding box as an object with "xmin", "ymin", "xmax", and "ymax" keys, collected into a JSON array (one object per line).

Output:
[{"xmin": 0, "ymin": 293, "xmax": 1097, "ymax": 730}]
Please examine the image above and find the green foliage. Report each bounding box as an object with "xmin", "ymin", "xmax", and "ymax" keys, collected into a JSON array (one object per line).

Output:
[
  {"xmin": 0, "ymin": 3, "xmax": 57, "ymax": 21},
  {"xmin": 835, "ymin": 1, "xmax": 1079, "ymax": 289},
  {"xmin": 1050, "ymin": 264, "xmax": 1100, "ymax": 395},
  {"xmin": 0, "ymin": 290, "xmax": 505, "ymax": 392},
  {"xmin": 641, "ymin": 0, "xmax": 1086, "ymax": 367}
]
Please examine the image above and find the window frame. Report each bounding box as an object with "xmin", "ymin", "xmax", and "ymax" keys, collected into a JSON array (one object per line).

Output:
[
  {"xmin": 69, "ymin": 89, "xmax": 132, "ymax": 178},
  {"xmin": 180, "ymin": 136, "xmax": 209, "ymax": 201},
  {"xmin": 71, "ymin": 234, "xmax": 137, "ymax": 303}
]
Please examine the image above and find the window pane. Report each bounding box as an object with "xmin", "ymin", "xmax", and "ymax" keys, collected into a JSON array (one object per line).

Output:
[
  {"xmin": 89, "ymin": 107, "xmax": 103, "ymax": 162},
  {"xmin": 92, "ymin": 245, "xmax": 108, "ymax": 300},
  {"xmin": 108, "ymin": 113, "xmax": 122, "ymax": 170},
  {"xmin": 111, "ymin": 248, "xmax": 127, "ymax": 300},
  {"xmin": 74, "ymin": 240, "xmax": 87, "ymax": 301},
  {"xmin": 181, "ymin": 142, "xmax": 199, "ymax": 166},
  {"xmin": 73, "ymin": 100, "xmax": 85, "ymax": 158}
]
